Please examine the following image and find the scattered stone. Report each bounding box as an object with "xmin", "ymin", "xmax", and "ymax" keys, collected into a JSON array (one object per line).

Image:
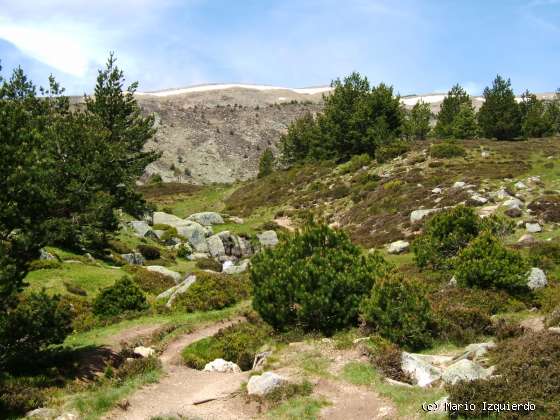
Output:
[
  {"xmin": 469, "ymin": 194, "xmax": 488, "ymax": 205},
  {"xmin": 129, "ymin": 220, "xmax": 152, "ymax": 237},
  {"xmin": 387, "ymin": 240, "xmax": 410, "ymax": 254},
  {"xmin": 257, "ymin": 230, "xmax": 279, "ymax": 247},
  {"xmin": 223, "ymin": 260, "xmax": 249, "ymax": 275},
  {"xmin": 410, "ymin": 208, "xmax": 439, "ymax": 223},
  {"xmin": 187, "ymin": 212, "xmax": 224, "ymax": 226},
  {"xmin": 229, "ymin": 216, "xmax": 244, "ymax": 224},
  {"xmin": 502, "ymin": 197, "xmax": 523, "ymax": 210},
  {"xmin": 39, "ymin": 248, "xmax": 57, "ymax": 261},
  {"xmin": 491, "ymin": 188, "xmax": 512, "ymax": 201},
  {"xmin": 453, "ymin": 181, "xmax": 466, "ymax": 189},
  {"xmin": 188, "ymin": 252, "xmax": 212, "ymax": 260},
  {"xmin": 527, "ymin": 268, "xmax": 547, "ymax": 290},
  {"xmin": 515, "ymin": 181, "xmax": 528, "ymax": 190},
  {"xmin": 146, "ymin": 265, "xmax": 182, "ymax": 283},
  {"xmin": 25, "ymin": 408, "xmax": 57, "ymax": 418},
  {"xmin": 481, "ymin": 151, "xmax": 490, "ymax": 158},
  {"xmin": 517, "ymin": 234, "xmax": 537, "ymax": 245},
  {"xmin": 441, "ymin": 359, "xmax": 493, "ymax": 385},
  {"xmin": 133, "ymin": 346, "xmax": 156, "ymax": 358},
  {"xmin": 526, "ymin": 222, "xmax": 542, "ymax": 233},
  {"xmin": 449, "ymin": 276, "xmax": 457, "ymax": 287},
  {"xmin": 247, "ymin": 372, "xmax": 286, "ymax": 396},
  {"xmin": 504, "ymin": 207, "xmax": 522, "ymax": 218},
  {"xmin": 121, "ymin": 252, "xmax": 145, "ymax": 266},
  {"xmin": 401, "ymin": 352, "xmax": 442, "ymax": 387},
  {"xmin": 478, "ymin": 205, "xmax": 499, "ymax": 218},
  {"xmin": 549, "ymin": 327, "xmax": 560, "ymax": 334},
  {"xmin": 207, "ymin": 234, "xmax": 226, "ymax": 258},
  {"xmin": 203, "ymin": 358, "xmax": 241, "ymax": 373},
  {"xmin": 252, "ymin": 351, "xmax": 272, "ymax": 370},
  {"xmin": 431, "ymin": 187, "xmax": 442, "ymax": 194}
]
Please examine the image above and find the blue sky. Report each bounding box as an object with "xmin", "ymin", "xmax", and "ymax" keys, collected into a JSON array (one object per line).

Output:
[{"xmin": 0, "ymin": 0, "xmax": 559, "ymax": 95}]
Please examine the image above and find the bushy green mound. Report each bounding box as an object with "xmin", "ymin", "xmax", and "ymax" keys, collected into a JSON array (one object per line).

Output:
[
  {"xmin": 92, "ymin": 277, "xmax": 149, "ymax": 317},
  {"xmin": 360, "ymin": 272, "xmax": 434, "ymax": 350},
  {"xmin": 172, "ymin": 272, "xmax": 251, "ymax": 312},
  {"xmin": 0, "ymin": 292, "xmax": 72, "ymax": 369},
  {"xmin": 447, "ymin": 331, "xmax": 560, "ymax": 419},
  {"xmin": 132, "ymin": 268, "xmax": 176, "ymax": 295},
  {"xmin": 454, "ymin": 233, "xmax": 529, "ymax": 293},
  {"xmin": 195, "ymin": 257, "xmax": 222, "ymax": 272},
  {"xmin": 251, "ymin": 224, "xmax": 391, "ymax": 334},
  {"xmin": 375, "ymin": 141, "xmax": 410, "ymax": 163},
  {"xmin": 137, "ymin": 244, "xmax": 161, "ymax": 260},
  {"xmin": 181, "ymin": 321, "xmax": 272, "ymax": 371},
  {"xmin": 429, "ymin": 141, "xmax": 466, "ymax": 158}
]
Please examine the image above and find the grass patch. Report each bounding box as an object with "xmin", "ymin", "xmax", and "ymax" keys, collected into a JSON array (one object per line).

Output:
[
  {"xmin": 340, "ymin": 361, "xmax": 446, "ymax": 419},
  {"xmin": 266, "ymin": 396, "xmax": 329, "ymax": 420}
]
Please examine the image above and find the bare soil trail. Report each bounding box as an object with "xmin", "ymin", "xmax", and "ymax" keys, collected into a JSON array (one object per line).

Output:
[{"xmin": 104, "ymin": 317, "xmax": 253, "ymax": 420}]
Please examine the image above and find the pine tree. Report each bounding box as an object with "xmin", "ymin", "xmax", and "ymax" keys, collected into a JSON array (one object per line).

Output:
[
  {"xmin": 258, "ymin": 148, "xmax": 275, "ymax": 178},
  {"xmin": 434, "ymin": 84, "xmax": 472, "ymax": 138},
  {"xmin": 404, "ymin": 100, "xmax": 432, "ymax": 140},
  {"xmin": 478, "ymin": 75, "xmax": 521, "ymax": 140},
  {"xmin": 519, "ymin": 90, "xmax": 554, "ymax": 138},
  {"xmin": 451, "ymin": 104, "xmax": 479, "ymax": 139}
]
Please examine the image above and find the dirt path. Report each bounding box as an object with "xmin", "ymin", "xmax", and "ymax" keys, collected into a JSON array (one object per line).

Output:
[
  {"xmin": 106, "ymin": 324, "xmax": 164, "ymax": 351},
  {"xmin": 105, "ymin": 317, "xmax": 252, "ymax": 420}
]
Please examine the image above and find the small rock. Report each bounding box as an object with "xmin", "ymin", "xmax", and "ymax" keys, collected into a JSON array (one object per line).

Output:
[
  {"xmin": 549, "ymin": 327, "xmax": 560, "ymax": 334},
  {"xmin": 223, "ymin": 260, "xmax": 249, "ymax": 275},
  {"xmin": 257, "ymin": 230, "xmax": 279, "ymax": 247},
  {"xmin": 187, "ymin": 212, "xmax": 224, "ymax": 226},
  {"xmin": 121, "ymin": 252, "xmax": 145, "ymax": 266},
  {"xmin": 39, "ymin": 249, "xmax": 57, "ymax": 261},
  {"xmin": 526, "ymin": 222, "xmax": 542, "ymax": 233},
  {"xmin": 441, "ymin": 359, "xmax": 493, "ymax": 385},
  {"xmin": 410, "ymin": 208, "xmax": 439, "ymax": 223},
  {"xmin": 517, "ymin": 234, "xmax": 537, "ymax": 245},
  {"xmin": 469, "ymin": 194, "xmax": 488, "ymax": 205},
  {"xmin": 491, "ymin": 188, "xmax": 512, "ymax": 200},
  {"xmin": 133, "ymin": 346, "xmax": 155, "ymax": 358},
  {"xmin": 431, "ymin": 187, "xmax": 442, "ymax": 194},
  {"xmin": 129, "ymin": 220, "xmax": 152, "ymax": 237},
  {"xmin": 449, "ymin": 276, "xmax": 457, "ymax": 286},
  {"xmin": 25, "ymin": 408, "xmax": 56, "ymax": 418},
  {"xmin": 247, "ymin": 372, "xmax": 286, "ymax": 396},
  {"xmin": 504, "ymin": 207, "xmax": 522, "ymax": 218},
  {"xmin": 387, "ymin": 240, "xmax": 410, "ymax": 254},
  {"xmin": 514, "ymin": 181, "xmax": 528, "ymax": 190},
  {"xmin": 502, "ymin": 198, "xmax": 523, "ymax": 210},
  {"xmin": 453, "ymin": 181, "xmax": 466, "ymax": 189},
  {"xmin": 203, "ymin": 358, "xmax": 241, "ymax": 373},
  {"xmin": 527, "ymin": 268, "xmax": 547, "ymax": 290},
  {"xmin": 481, "ymin": 151, "xmax": 490, "ymax": 158},
  {"xmin": 229, "ymin": 216, "xmax": 244, "ymax": 224}
]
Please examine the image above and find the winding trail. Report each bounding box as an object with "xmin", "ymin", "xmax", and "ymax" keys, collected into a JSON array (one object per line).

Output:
[{"xmin": 104, "ymin": 317, "xmax": 252, "ymax": 420}]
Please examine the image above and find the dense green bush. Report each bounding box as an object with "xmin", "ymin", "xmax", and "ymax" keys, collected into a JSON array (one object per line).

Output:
[
  {"xmin": 258, "ymin": 148, "xmax": 275, "ymax": 178},
  {"xmin": 412, "ymin": 206, "xmax": 480, "ymax": 269},
  {"xmin": 478, "ymin": 75, "xmax": 522, "ymax": 140},
  {"xmin": 338, "ymin": 153, "xmax": 371, "ymax": 174},
  {"xmin": 360, "ymin": 272, "xmax": 434, "ymax": 350},
  {"xmin": 454, "ymin": 233, "xmax": 529, "ymax": 293},
  {"xmin": 28, "ymin": 259, "xmax": 62, "ymax": 271},
  {"xmin": 92, "ymin": 277, "xmax": 149, "ymax": 317},
  {"xmin": 0, "ymin": 292, "xmax": 73, "ymax": 368},
  {"xmin": 375, "ymin": 140, "xmax": 410, "ymax": 163},
  {"xmin": 433, "ymin": 304, "xmax": 493, "ymax": 345},
  {"xmin": 434, "ymin": 84, "xmax": 473, "ymax": 139},
  {"xmin": 172, "ymin": 272, "xmax": 251, "ymax": 312},
  {"xmin": 447, "ymin": 331, "xmax": 560, "ymax": 419},
  {"xmin": 137, "ymin": 244, "xmax": 161, "ymax": 260},
  {"xmin": 195, "ymin": 257, "xmax": 222, "ymax": 272},
  {"xmin": 429, "ymin": 141, "xmax": 466, "ymax": 158},
  {"xmin": 251, "ymin": 224, "xmax": 391, "ymax": 334},
  {"xmin": 403, "ymin": 100, "xmax": 431, "ymax": 140},
  {"xmin": 132, "ymin": 268, "xmax": 176, "ymax": 295},
  {"xmin": 182, "ymin": 320, "xmax": 272, "ymax": 371},
  {"xmin": 176, "ymin": 244, "xmax": 192, "ymax": 258},
  {"xmin": 115, "ymin": 355, "xmax": 162, "ymax": 381},
  {"xmin": 0, "ymin": 378, "xmax": 47, "ymax": 417}
]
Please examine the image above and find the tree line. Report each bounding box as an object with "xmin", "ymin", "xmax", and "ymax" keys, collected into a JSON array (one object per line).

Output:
[
  {"xmin": 0, "ymin": 54, "xmax": 159, "ymax": 367},
  {"xmin": 276, "ymin": 72, "xmax": 560, "ymax": 166}
]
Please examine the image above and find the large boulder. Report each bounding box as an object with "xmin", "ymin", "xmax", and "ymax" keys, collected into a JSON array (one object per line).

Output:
[
  {"xmin": 152, "ymin": 211, "xmax": 190, "ymax": 228},
  {"xmin": 121, "ymin": 252, "xmax": 145, "ymax": 266},
  {"xmin": 176, "ymin": 222, "xmax": 209, "ymax": 253},
  {"xmin": 146, "ymin": 265, "xmax": 182, "ymax": 284},
  {"xmin": 129, "ymin": 220, "xmax": 152, "ymax": 237},
  {"xmin": 203, "ymin": 358, "xmax": 241, "ymax": 373},
  {"xmin": 247, "ymin": 372, "xmax": 286, "ymax": 396},
  {"xmin": 207, "ymin": 234, "xmax": 226, "ymax": 258},
  {"xmin": 188, "ymin": 212, "xmax": 224, "ymax": 226},
  {"xmin": 257, "ymin": 230, "xmax": 279, "ymax": 248},
  {"xmin": 527, "ymin": 268, "xmax": 547, "ymax": 290},
  {"xmin": 410, "ymin": 208, "xmax": 439, "ymax": 223},
  {"xmin": 401, "ymin": 352, "xmax": 442, "ymax": 387},
  {"xmin": 387, "ymin": 240, "xmax": 410, "ymax": 254},
  {"xmin": 218, "ymin": 231, "xmax": 253, "ymax": 257},
  {"xmin": 441, "ymin": 359, "xmax": 493, "ymax": 385}
]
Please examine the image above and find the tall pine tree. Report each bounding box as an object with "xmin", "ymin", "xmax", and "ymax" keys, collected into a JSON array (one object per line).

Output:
[{"xmin": 478, "ymin": 75, "xmax": 521, "ymax": 140}]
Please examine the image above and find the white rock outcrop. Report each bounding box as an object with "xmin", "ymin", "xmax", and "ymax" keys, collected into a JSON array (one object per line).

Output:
[
  {"xmin": 527, "ymin": 268, "xmax": 547, "ymax": 290},
  {"xmin": 387, "ymin": 240, "xmax": 410, "ymax": 254},
  {"xmin": 203, "ymin": 358, "xmax": 241, "ymax": 373},
  {"xmin": 247, "ymin": 372, "xmax": 286, "ymax": 396}
]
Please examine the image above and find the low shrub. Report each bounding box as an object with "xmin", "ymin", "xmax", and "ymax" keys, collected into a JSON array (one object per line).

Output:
[
  {"xmin": 492, "ymin": 318, "xmax": 525, "ymax": 340},
  {"xmin": 0, "ymin": 292, "xmax": 73, "ymax": 369},
  {"xmin": 28, "ymin": 259, "xmax": 62, "ymax": 271},
  {"xmin": 132, "ymin": 269, "xmax": 176, "ymax": 295},
  {"xmin": 92, "ymin": 277, "xmax": 149, "ymax": 318},
  {"xmin": 176, "ymin": 244, "xmax": 192, "ymax": 258},
  {"xmin": 454, "ymin": 233, "xmax": 529, "ymax": 293},
  {"xmin": 412, "ymin": 206, "xmax": 480, "ymax": 269},
  {"xmin": 173, "ymin": 272, "xmax": 251, "ymax": 312},
  {"xmin": 371, "ymin": 343, "xmax": 413, "ymax": 383},
  {"xmin": 195, "ymin": 258, "xmax": 222, "ymax": 272},
  {"xmin": 447, "ymin": 331, "xmax": 560, "ymax": 419},
  {"xmin": 0, "ymin": 378, "xmax": 46, "ymax": 417},
  {"xmin": 375, "ymin": 141, "xmax": 410, "ymax": 163},
  {"xmin": 107, "ymin": 239, "xmax": 132, "ymax": 255},
  {"xmin": 182, "ymin": 321, "xmax": 272, "ymax": 371},
  {"xmin": 429, "ymin": 141, "xmax": 466, "ymax": 158},
  {"xmin": 116, "ymin": 356, "xmax": 162, "ymax": 381},
  {"xmin": 338, "ymin": 153, "xmax": 371, "ymax": 174},
  {"xmin": 251, "ymin": 223, "xmax": 391, "ymax": 334},
  {"xmin": 433, "ymin": 304, "xmax": 493, "ymax": 345},
  {"xmin": 137, "ymin": 244, "xmax": 161, "ymax": 260},
  {"xmin": 64, "ymin": 281, "xmax": 88, "ymax": 296},
  {"xmin": 528, "ymin": 241, "xmax": 560, "ymax": 270},
  {"xmin": 360, "ymin": 271, "xmax": 434, "ymax": 350}
]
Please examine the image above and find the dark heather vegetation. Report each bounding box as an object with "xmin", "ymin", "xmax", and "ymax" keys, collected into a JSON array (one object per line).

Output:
[{"xmin": 92, "ymin": 277, "xmax": 149, "ymax": 318}]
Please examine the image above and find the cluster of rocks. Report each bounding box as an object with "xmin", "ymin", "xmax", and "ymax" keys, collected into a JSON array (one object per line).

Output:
[
  {"xmin": 124, "ymin": 210, "xmax": 279, "ymax": 274},
  {"xmin": 401, "ymin": 342, "xmax": 496, "ymax": 388}
]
